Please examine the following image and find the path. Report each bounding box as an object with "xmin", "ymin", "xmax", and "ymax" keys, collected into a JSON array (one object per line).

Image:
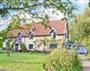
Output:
[{"xmin": 78, "ymin": 55, "xmax": 90, "ymax": 71}]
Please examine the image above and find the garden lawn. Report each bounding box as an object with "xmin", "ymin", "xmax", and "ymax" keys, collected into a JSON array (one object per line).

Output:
[{"xmin": 0, "ymin": 52, "xmax": 47, "ymax": 71}]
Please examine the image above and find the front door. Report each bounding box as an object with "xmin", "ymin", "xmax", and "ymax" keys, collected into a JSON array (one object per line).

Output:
[{"xmin": 15, "ymin": 44, "xmax": 19, "ymax": 51}]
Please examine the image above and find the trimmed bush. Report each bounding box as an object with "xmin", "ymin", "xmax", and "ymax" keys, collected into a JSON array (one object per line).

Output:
[
  {"xmin": 20, "ymin": 43, "xmax": 27, "ymax": 52},
  {"xmin": 45, "ymin": 48, "xmax": 81, "ymax": 71}
]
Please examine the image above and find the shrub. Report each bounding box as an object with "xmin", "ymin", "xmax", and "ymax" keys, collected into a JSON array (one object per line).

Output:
[
  {"xmin": 45, "ymin": 48, "xmax": 81, "ymax": 71},
  {"xmin": 20, "ymin": 43, "xmax": 27, "ymax": 52},
  {"xmin": 81, "ymin": 38, "xmax": 90, "ymax": 53}
]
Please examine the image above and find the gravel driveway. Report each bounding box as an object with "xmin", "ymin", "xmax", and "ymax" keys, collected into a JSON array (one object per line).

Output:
[{"xmin": 78, "ymin": 54, "xmax": 90, "ymax": 71}]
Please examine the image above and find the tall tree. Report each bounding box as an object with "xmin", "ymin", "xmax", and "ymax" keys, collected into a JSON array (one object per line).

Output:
[
  {"xmin": 0, "ymin": 0, "xmax": 77, "ymax": 35},
  {"xmin": 0, "ymin": 0, "xmax": 77, "ymax": 47},
  {"xmin": 88, "ymin": 0, "xmax": 90, "ymax": 7},
  {"xmin": 0, "ymin": 15, "xmax": 20, "ymax": 37},
  {"xmin": 0, "ymin": 15, "xmax": 20, "ymax": 48},
  {"xmin": 0, "ymin": 0, "xmax": 77, "ymax": 38},
  {"xmin": 69, "ymin": 7, "xmax": 90, "ymax": 41},
  {"xmin": 0, "ymin": 0, "xmax": 76, "ymax": 17}
]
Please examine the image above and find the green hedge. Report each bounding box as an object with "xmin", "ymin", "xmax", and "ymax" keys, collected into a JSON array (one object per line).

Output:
[
  {"xmin": 20, "ymin": 43, "xmax": 27, "ymax": 52},
  {"xmin": 45, "ymin": 48, "xmax": 81, "ymax": 71}
]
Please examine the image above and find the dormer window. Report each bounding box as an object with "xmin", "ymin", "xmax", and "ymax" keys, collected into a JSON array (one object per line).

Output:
[
  {"xmin": 29, "ymin": 30, "xmax": 33, "ymax": 39},
  {"xmin": 17, "ymin": 31, "xmax": 22, "ymax": 41},
  {"xmin": 50, "ymin": 28, "xmax": 56, "ymax": 38}
]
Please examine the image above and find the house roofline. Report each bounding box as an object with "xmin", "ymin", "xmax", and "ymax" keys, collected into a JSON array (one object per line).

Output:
[{"xmin": 8, "ymin": 34, "xmax": 65, "ymax": 38}]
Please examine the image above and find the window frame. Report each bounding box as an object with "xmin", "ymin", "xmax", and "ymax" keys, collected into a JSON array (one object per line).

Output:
[
  {"xmin": 28, "ymin": 30, "xmax": 34, "ymax": 39},
  {"xmin": 49, "ymin": 28, "xmax": 56, "ymax": 39}
]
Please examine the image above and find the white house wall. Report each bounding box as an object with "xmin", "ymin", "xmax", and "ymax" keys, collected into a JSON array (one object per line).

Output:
[
  {"xmin": 24, "ymin": 35, "xmax": 64, "ymax": 50},
  {"xmin": 11, "ymin": 35, "xmax": 64, "ymax": 51}
]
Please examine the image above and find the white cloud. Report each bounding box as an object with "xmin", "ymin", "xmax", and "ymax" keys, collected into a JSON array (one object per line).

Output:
[
  {"xmin": 72, "ymin": 0, "xmax": 89, "ymax": 5},
  {"xmin": 78, "ymin": 0, "xmax": 89, "ymax": 5},
  {"xmin": 0, "ymin": 18, "xmax": 11, "ymax": 31},
  {"xmin": 44, "ymin": 8, "xmax": 64, "ymax": 20}
]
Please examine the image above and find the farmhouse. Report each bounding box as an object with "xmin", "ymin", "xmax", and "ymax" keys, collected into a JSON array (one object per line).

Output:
[{"xmin": 7, "ymin": 18, "xmax": 68, "ymax": 51}]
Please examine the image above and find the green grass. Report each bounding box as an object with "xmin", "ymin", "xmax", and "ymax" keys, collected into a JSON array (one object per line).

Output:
[{"xmin": 0, "ymin": 52, "xmax": 47, "ymax": 71}]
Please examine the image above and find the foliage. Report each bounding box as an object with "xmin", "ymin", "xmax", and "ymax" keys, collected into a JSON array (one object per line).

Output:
[
  {"xmin": 69, "ymin": 7, "xmax": 90, "ymax": 41},
  {"xmin": 34, "ymin": 38, "xmax": 64, "ymax": 52},
  {"xmin": 34, "ymin": 38, "xmax": 51, "ymax": 52},
  {"xmin": 0, "ymin": 0, "xmax": 76, "ymax": 18},
  {"xmin": 0, "ymin": 15, "xmax": 20, "ymax": 37},
  {"xmin": 69, "ymin": 7, "xmax": 90, "ymax": 53},
  {"xmin": 0, "ymin": 16, "xmax": 20, "ymax": 48},
  {"xmin": 0, "ymin": 0, "xmax": 76, "ymax": 37},
  {"xmin": 0, "ymin": 0, "xmax": 77, "ymax": 48},
  {"xmin": 20, "ymin": 43, "xmax": 27, "ymax": 52},
  {"xmin": 81, "ymin": 37, "xmax": 90, "ymax": 53},
  {"xmin": 45, "ymin": 48, "xmax": 81, "ymax": 71},
  {"xmin": 89, "ymin": 0, "xmax": 90, "ymax": 7}
]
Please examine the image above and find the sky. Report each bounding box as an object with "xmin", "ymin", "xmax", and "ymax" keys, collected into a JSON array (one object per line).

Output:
[
  {"xmin": 0, "ymin": 0, "xmax": 89, "ymax": 31},
  {"xmin": 72, "ymin": 0, "xmax": 89, "ymax": 14}
]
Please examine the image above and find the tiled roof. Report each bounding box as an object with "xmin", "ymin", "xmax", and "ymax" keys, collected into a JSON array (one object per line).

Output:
[{"xmin": 8, "ymin": 19, "xmax": 67, "ymax": 37}]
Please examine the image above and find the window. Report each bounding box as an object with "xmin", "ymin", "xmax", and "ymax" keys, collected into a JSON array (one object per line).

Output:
[
  {"xmin": 17, "ymin": 32, "xmax": 22, "ymax": 41},
  {"xmin": 53, "ymin": 32, "xmax": 56, "ymax": 38},
  {"xmin": 49, "ymin": 28, "xmax": 56, "ymax": 38},
  {"xmin": 29, "ymin": 44, "xmax": 33, "ymax": 49},
  {"xmin": 49, "ymin": 44, "xmax": 57, "ymax": 48},
  {"xmin": 29, "ymin": 31, "xmax": 33, "ymax": 39}
]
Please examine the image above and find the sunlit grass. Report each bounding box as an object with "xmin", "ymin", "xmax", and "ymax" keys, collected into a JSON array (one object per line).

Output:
[{"xmin": 0, "ymin": 52, "xmax": 47, "ymax": 71}]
